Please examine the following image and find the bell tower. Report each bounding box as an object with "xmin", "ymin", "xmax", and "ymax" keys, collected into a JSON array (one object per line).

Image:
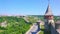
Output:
[{"xmin": 44, "ymin": 0, "xmax": 56, "ymax": 34}]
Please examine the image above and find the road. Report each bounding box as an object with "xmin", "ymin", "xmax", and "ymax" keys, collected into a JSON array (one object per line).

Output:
[{"xmin": 25, "ymin": 23, "xmax": 40, "ymax": 34}]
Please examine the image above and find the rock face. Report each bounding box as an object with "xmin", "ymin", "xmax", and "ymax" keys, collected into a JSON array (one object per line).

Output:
[{"xmin": 25, "ymin": 23, "xmax": 40, "ymax": 34}]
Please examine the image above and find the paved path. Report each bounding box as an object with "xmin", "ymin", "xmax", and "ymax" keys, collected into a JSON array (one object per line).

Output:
[
  {"xmin": 23, "ymin": 17, "xmax": 29, "ymax": 22},
  {"xmin": 25, "ymin": 23, "xmax": 40, "ymax": 34},
  {"xmin": 57, "ymin": 29, "xmax": 60, "ymax": 34}
]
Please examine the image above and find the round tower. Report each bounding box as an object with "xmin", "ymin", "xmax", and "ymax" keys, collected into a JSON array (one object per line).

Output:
[
  {"xmin": 44, "ymin": 3, "xmax": 56, "ymax": 34},
  {"xmin": 44, "ymin": 4, "xmax": 55, "ymax": 31}
]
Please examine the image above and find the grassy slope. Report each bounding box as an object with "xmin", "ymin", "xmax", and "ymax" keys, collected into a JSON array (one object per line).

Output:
[
  {"xmin": 0, "ymin": 16, "xmax": 30, "ymax": 34},
  {"xmin": 0, "ymin": 15, "xmax": 60, "ymax": 34}
]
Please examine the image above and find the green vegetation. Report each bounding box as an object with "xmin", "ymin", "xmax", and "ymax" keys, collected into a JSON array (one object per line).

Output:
[
  {"xmin": 0, "ymin": 16, "xmax": 31, "ymax": 34},
  {"xmin": 40, "ymin": 25, "xmax": 51, "ymax": 34},
  {"xmin": 54, "ymin": 16, "xmax": 60, "ymax": 22},
  {"xmin": 29, "ymin": 15, "xmax": 60, "ymax": 22},
  {"xmin": 39, "ymin": 31, "xmax": 44, "ymax": 34},
  {"xmin": 39, "ymin": 25, "xmax": 44, "ymax": 34},
  {"xmin": 27, "ymin": 16, "xmax": 38, "ymax": 23},
  {"xmin": 29, "ymin": 15, "xmax": 44, "ymax": 21},
  {"xmin": 0, "ymin": 15, "xmax": 60, "ymax": 34}
]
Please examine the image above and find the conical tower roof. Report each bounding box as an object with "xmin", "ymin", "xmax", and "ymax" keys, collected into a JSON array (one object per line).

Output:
[{"xmin": 45, "ymin": 4, "xmax": 53, "ymax": 16}]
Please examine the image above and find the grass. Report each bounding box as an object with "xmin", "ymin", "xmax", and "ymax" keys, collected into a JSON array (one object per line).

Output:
[
  {"xmin": 39, "ymin": 25, "xmax": 44, "ymax": 34},
  {"xmin": 0, "ymin": 30, "xmax": 4, "ymax": 32},
  {"xmin": 39, "ymin": 31, "xmax": 44, "ymax": 34},
  {"xmin": 0, "ymin": 17, "xmax": 31, "ymax": 34},
  {"xmin": 40, "ymin": 25, "xmax": 45, "ymax": 29}
]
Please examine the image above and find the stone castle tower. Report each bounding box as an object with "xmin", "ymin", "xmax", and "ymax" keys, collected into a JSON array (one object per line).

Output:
[{"xmin": 44, "ymin": 4, "xmax": 56, "ymax": 34}]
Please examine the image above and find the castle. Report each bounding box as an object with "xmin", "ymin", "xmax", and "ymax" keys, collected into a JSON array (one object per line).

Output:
[{"xmin": 44, "ymin": 2, "xmax": 60, "ymax": 34}]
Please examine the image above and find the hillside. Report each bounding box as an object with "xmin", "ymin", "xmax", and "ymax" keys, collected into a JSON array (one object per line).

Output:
[
  {"xmin": 0, "ymin": 15, "xmax": 60, "ymax": 34},
  {"xmin": 0, "ymin": 16, "xmax": 30, "ymax": 34}
]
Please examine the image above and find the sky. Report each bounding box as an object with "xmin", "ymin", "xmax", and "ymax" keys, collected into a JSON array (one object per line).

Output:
[{"xmin": 0, "ymin": 0, "xmax": 60, "ymax": 16}]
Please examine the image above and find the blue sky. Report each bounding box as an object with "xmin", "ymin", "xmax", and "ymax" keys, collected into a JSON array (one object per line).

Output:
[{"xmin": 0, "ymin": 0, "xmax": 60, "ymax": 15}]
